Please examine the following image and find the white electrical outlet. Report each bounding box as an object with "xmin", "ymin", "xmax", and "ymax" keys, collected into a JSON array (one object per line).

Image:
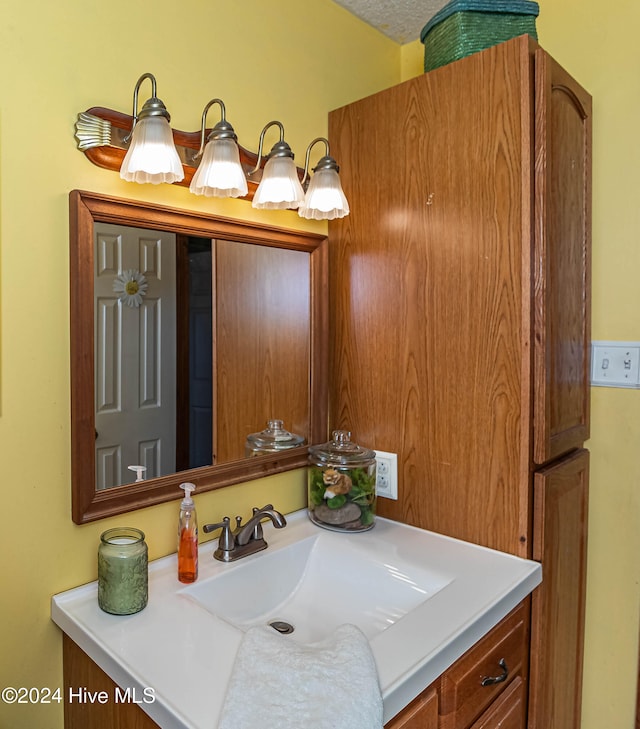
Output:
[
  {"xmin": 374, "ymin": 450, "xmax": 398, "ymax": 500},
  {"xmin": 591, "ymin": 341, "xmax": 640, "ymax": 388}
]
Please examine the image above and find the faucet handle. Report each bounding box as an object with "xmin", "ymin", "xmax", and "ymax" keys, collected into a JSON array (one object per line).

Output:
[
  {"xmin": 250, "ymin": 506, "xmax": 264, "ymax": 541},
  {"xmin": 203, "ymin": 517, "xmax": 234, "ymax": 552}
]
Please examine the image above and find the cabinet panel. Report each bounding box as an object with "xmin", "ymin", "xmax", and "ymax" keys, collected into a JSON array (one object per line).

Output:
[
  {"xmin": 439, "ymin": 603, "xmax": 527, "ymax": 729},
  {"xmin": 470, "ymin": 676, "xmax": 526, "ymax": 729},
  {"xmin": 385, "ymin": 686, "xmax": 438, "ymax": 729},
  {"xmin": 528, "ymin": 448, "xmax": 589, "ymax": 729},
  {"xmin": 328, "ymin": 36, "xmax": 532, "ymax": 557},
  {"xmin": 63, "ymin": 634, "xmax": 160, "ymax": 729},
  {"xmin": 533, "ymin": 49, "xmax": 592, "ymax": 464}
]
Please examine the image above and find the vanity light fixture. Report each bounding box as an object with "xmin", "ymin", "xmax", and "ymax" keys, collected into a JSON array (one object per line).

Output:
[
  {"xmin": 189, "ymin": 99, "xmax": 248, "ymax": 198},
  {"xmin": 73, "ymin": 72, "xmax": 350, "ymax": 219},
  {"xmin": 249, "ymin": 121, "xmax": 305, "ymax": 210},
  {"xmin": 298, "ymin": 138, "xmax": 350, "ymax": 220},
  {"xmin": 119, "ymin": 73, "xmax": 184, "ymax": 185}
]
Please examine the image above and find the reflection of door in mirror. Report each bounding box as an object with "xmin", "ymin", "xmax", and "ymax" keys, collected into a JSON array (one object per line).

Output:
[
  {"xmin": 94, "ymin": 224, "xmax": 178, "ymax": 489},
  {"xmin": 93, "ymin": 223, "xmax": 311, "ymax": 490}
]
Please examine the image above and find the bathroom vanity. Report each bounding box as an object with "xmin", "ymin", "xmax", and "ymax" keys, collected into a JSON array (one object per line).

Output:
[
  {"xmin": 60, "ymin": 602, "xmax": 527, "ymax": 729},
  {"xmin": 52, "ymin": 510, "xmax": 541, "ymax": 728}
]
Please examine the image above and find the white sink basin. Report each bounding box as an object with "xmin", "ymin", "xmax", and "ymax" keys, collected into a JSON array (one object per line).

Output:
[{"xmin": 181, "ymin": 529, "xmax": 453, "ymax": 643}]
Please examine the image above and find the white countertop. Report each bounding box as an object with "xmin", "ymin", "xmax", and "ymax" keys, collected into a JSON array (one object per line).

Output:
[{"xmin": 51, "ymin": 510, "xmax": 541, "ymax": 727}]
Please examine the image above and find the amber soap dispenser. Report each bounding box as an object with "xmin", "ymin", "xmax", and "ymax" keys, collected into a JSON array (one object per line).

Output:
[{"xmin": 178, "ymin": 483, "xmax": 198, "ymax": 583}]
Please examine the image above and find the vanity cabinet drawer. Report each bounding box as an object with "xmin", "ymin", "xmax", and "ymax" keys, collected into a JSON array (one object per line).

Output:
[
  {"xmin": 385, "ymin": 686, "xmax": 438, "ymax": 728},
  {"xmin": 470, "ymin": 676, "xmax": 526, "ymax": 729},
  {"xmin": 439, "ymin": 603, "xmax": 527, "ymax": 729}
]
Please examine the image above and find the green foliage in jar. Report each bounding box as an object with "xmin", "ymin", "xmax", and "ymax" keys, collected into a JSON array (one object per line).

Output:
[
  {"xmin": 308, "ymin": 467, "xmax": 326, "ymax": 506},
  {"xmin": 359, "ymin": 506, "xmax": 375, "ymax": 526},
  {"xmin": 327, "ymin": 494, "xmax": 347, "ymax": 509},
  {"xmin": 348, "ymin": 468, "xmax": 376, "ymax": 506}
]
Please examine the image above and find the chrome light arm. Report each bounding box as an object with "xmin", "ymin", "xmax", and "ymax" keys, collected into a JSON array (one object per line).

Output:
[
  {"xmin": 301, "ymin": 137, "xmax": 340, "ymax": 188},
  {"xmin": 191, "ymin": 98, "xmax": 238, "ymax": 163},
  {"xmin": 247, "ymin": 120, "xmax": 293, "ymax": 177}
]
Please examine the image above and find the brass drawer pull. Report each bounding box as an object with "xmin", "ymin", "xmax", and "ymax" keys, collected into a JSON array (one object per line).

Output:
[{"xmin": 481, "ymin": 658, "xmax": 509, "ymax": 686}]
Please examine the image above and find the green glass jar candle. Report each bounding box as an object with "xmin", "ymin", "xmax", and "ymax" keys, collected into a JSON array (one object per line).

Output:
[{"xmin": 98, "ymin": 527, "xmax": 148, "ymax": 615}]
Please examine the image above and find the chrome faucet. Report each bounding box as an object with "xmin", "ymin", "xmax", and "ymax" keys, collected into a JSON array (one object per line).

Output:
[{"xmin": 203, "ymin": 504, "xmax": 287, "ymax": 562}]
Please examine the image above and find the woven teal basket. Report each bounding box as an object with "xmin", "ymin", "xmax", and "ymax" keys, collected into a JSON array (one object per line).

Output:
[{"xmin": 420, "ymin": 0, "xmax": 539, "ymax": 72}]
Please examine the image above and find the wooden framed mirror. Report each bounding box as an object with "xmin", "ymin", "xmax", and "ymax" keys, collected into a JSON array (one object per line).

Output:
[{"xmin": 70, "ymin": 190, "xmax": 328, "ymax": 524}]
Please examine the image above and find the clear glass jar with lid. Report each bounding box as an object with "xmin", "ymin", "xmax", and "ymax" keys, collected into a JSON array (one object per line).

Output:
[
  {"xmin": 245, "ymin": 419, "xmax": 305, "ymax": 457},
  {"xmin": 307, "ymin": 430, "xmax": 377, "ymax": 532}
]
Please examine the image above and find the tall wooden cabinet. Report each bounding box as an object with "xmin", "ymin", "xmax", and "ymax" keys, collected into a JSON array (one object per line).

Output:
[{"xmin": 328, "ymin": 35, "xmax": 591, "ymax": 729}]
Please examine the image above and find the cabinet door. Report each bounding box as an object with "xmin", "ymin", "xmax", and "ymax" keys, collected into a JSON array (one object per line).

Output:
[
  {"xmin": 63, "ymin": 634, "xmax": 160, "ymax": 729},
  {"xmin": 385, "ymin": 687, "xmax": 439, "ymax": 729},
  {"xmin": 533, "ymin": 49, "xmax": 592, "ymax": 464},
  {"xmin": 528, "ymin": 448, "xmax": 589, "ymax": 729}
]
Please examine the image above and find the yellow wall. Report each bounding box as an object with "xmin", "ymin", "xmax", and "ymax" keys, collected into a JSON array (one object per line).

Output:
[
  {"xmin": 1, "ymin": 2, "xmax": 638, "ymax": 729},
  {"xmin": 0, "ymin": 2, "xmax": 399, "ymax": 727}
]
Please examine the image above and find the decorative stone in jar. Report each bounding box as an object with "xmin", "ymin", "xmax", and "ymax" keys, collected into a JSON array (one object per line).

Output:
[
  {"xmin": 97, "ymin": 527, "xmax": 148, "ymax": 615},
  {"xmin": 308, "ymin": 430, "xmax": 377, "ymax": 532}
]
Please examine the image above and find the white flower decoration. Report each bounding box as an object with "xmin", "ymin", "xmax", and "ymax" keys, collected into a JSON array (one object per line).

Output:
[{"xmin": 113, "ymin": 270, "xmax": 148, "ymax": 308}]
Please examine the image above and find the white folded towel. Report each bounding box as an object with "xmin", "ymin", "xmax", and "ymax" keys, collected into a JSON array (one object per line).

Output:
[{"xmin": 217, "ymin": 623, "xmax": 383, "ymax": 729}]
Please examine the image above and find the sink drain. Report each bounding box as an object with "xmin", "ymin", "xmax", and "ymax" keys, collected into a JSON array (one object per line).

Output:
[{"xmin": 269, "ymin": 620, "xmax": 294, "ymax": 634}]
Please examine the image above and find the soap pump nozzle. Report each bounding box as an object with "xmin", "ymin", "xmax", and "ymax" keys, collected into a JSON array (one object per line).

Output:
[
  {"xmin": 128, "ymin": 465, "xmax": 147, "ymax": 482},
  {"xmin": 180, "ymin": 482, "xmax": 196, "ymax": 507}
]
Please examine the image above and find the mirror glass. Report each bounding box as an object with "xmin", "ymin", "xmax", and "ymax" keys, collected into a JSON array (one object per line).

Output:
[{"xmin": 71, "ymin": 191, "xmax": 328, "ymax": 523}]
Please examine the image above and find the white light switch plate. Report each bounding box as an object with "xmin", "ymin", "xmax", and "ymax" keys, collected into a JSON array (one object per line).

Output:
[{"xmin": 591, "ymin": 341, "xmax": 640, "ymax": 388}]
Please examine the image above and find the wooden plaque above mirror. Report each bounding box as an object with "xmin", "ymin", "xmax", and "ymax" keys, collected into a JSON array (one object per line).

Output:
[{"xmin": 70, "ymin": 190, "xmax": 328, "ymax": 524}]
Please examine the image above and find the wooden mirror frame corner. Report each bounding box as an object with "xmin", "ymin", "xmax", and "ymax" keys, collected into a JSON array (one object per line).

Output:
[{"xmin": 70, "ymin": 189, "xmax": 328, "ymax": 524}]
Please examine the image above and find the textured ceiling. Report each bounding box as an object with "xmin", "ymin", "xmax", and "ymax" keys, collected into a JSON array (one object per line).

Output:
[{"xmin": 332, "ymin": 0, "xmax": 448, "ymax": 43}]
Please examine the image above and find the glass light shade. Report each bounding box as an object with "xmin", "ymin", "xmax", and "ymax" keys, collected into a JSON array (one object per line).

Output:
[
  {"xmin": 252, "ymin": 156, "xmax": 305, "ymax": 210},
  {"xmin": 298, "ymin": 168, "xmax": 350, "ymax": 220},
  {"xmin": 189, "ymin": 138, "xmax": 248, "ymax": 198},
  {"xmin": 120, "ymin": 116, "xmax": 184, "ymax": 185}
]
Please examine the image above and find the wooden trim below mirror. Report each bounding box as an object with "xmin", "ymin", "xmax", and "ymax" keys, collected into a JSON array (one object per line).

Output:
[{"xmin": 70, "ymin": 190, "xmax": 328, "ymax": 524}]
